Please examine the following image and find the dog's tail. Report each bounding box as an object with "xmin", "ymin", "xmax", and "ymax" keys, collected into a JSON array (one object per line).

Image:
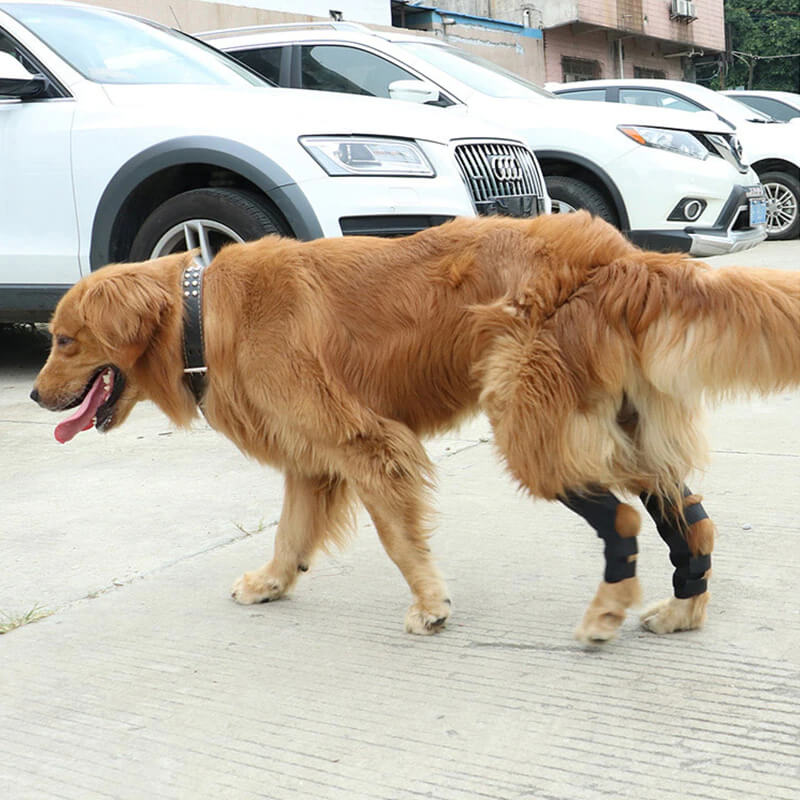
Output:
[{"xmin": 599, "ymin": 255, "xmax": 800, "ymax": 402}]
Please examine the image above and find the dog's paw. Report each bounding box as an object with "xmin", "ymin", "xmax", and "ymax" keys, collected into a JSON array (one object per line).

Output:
[
  {"xmin": 574, "ymin": 577, "xmax": 642, "ymax": 646},
  {"xmin": 404, "ymin": 598, "xmax": 451, "ymax": 635},
  {"xmin": 640, "ymin": 593, "xmax": 709, "ymax": 634},
  {"xmin": 575, "ymin": 609, "xmax": 626, "ymax": 644},
  {"xmin": 231, "ymin": 571, "xmax": 286, "ymax": 605}
]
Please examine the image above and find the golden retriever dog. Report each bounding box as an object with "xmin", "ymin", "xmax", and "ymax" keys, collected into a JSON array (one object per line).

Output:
[{"xmin": 31, "ymin": 212, "xmax": 798, "ymax": 643}]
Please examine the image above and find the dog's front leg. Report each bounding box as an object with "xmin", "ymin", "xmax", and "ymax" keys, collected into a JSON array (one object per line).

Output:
[
  {"xmin": 639, "ymin": 487, "xmax": 714, "ymax": 634},
  {"xmin": 562, "ymin": 490, "xmax": 643, "ymax": 644},
  {"xmin": 342, "ymin": 418, "xmax": 451, "ymax": 635},
  {"xmin": 231, "ymin": 472, "xmax": 353, "ymax": 604},
  {"xmin": 361, "ymin": 496, "xmax": 451, "ymax": 635}
]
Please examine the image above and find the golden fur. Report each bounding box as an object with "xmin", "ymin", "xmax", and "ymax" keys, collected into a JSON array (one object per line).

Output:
[{"xmin": 32, "ymin": 212, "xmax": 798, "ymax": 641}]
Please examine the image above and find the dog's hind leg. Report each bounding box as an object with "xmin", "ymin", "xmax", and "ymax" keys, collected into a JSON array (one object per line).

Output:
[
  {"xmin": 562, "ymin": 490, "xmax": 643, "ymax": 644},
  {"xmin": 231, "ymin": 472, "xmax": 354, "ymax": 605},
  {"xmin": 639, "ymin": 487, "xmax": 714, "ymax": 633}
]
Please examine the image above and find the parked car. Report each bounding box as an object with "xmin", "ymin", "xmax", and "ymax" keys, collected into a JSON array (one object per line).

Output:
[
  {"xmin": 0, "ymin": 2, "xmax": 547, "ymax": 322},
  {"xmin": 550, "ymin": 79, "xmax": 800, "ymax": 240},
  {"xmin": 201, "ymin": 22, "xmax": 767, "ymax": 258},
  {"xmin": 722, "ymin": 90, "xmax": 800, "ymax": 123}
]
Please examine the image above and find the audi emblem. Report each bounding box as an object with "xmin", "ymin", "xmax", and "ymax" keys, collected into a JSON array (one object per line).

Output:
[{"xmin": 489, "ymin": 154, "xmax": 522, "ymax": 181}]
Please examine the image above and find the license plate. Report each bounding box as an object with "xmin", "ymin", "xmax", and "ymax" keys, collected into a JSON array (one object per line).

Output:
[{"xmin": 749, "ymin": 198, "xmax": 767, "ymax": 226}]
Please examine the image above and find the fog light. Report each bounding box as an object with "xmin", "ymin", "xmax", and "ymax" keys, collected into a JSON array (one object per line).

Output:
[
  {"xmin": 668, "ymin": 197, "xmax": 707, "ymax": 222},
  {"xmin": 683, "ymin": 199, "xmax": 704, "ymax": 221}
]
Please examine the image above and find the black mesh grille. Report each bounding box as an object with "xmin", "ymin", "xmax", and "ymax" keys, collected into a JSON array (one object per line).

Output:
[{"xmin": 454, "ymin": 141, "xmax": 544, "ymax": 216}]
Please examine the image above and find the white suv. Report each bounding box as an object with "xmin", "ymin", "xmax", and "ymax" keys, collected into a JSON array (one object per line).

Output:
[
  {"xmin": 202, "ymin": 22, "xmax": 767, "ymax": 258},
  {"xmin": 0, "ymin": 2, "xmax": 547, "ymax": 321},
  {"xmin": 551, "ymin": 79, "xmax": 800, "ymax": 240}
]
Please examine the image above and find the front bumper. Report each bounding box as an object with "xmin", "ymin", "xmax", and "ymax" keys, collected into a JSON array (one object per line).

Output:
[
  {"xmin": 687, "ymin": 225, "xmax": 767, "ymax": 257},
  {"xmin": 629, "ymin": 184, "xmax": 767, "ymax": 257},
  {"xmin": 297, "ymin": 172, "xmax": 476, "ymax": 238}
]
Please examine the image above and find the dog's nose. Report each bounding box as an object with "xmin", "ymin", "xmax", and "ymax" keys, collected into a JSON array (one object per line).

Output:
[{"xmin": 30, "ymin": 387, "xmax": 40, "ymax": 404}]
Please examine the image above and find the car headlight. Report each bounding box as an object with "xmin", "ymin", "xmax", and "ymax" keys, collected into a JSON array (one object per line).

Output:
[
  {"xmin": 299, "ymin": 136, "xmax": 435, "ymax": 177},
  {"xmin": 617, "ymin": 125, "xmax": 708, "ymax": 160}
]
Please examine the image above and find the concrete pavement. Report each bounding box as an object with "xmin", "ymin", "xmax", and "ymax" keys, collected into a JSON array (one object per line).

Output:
[{"xmin": 1, "ymin": 240, "xmax": 798, "ymax": 799}]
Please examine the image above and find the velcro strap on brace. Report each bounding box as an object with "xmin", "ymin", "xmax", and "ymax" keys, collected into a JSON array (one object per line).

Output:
[
  {"xmin": 672, "ymin": 553, "xmax": 711, "ymax": 599},
  {"xmin": 603, "ymin": 535, "xmax": 638, "ymax": 583},
  {"xmin": 683, "ymin": 498, "xmax": 709, "ymax": 526}
]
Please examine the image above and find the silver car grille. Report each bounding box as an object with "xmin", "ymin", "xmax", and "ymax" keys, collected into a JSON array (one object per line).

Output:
[
  {"xmin": 699, "ymin": 133, "xmax": 749, "ymax": 174},
  {"xmin": 454, "ymin": 141, "xmax": 545, "ymax": 216}
]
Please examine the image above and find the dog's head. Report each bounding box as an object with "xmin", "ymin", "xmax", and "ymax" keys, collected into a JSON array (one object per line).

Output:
[{"xmin": 31, "ymin": 254, "xmax": 187, "ymax": 443}]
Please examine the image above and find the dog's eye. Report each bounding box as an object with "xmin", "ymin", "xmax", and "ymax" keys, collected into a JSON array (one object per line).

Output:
[{"xmin": 56, "ymin": 335, "xmax": 74, "ymax": 348}]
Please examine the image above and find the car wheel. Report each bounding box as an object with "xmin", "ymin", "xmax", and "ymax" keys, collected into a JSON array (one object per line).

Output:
[
  {"xmin": 129, "ymin": 188, "xmax": 288, "ymax": 264},
  {"xmin": 545, "ymin": 175, "xmax": 619, "ymax": 227},
  {"xmin": 760, "ymin": 170, "xmax": 800, "ymax": 240}
]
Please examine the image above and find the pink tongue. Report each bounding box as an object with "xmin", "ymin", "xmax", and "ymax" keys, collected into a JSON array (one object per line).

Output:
[{"xmin": 54, "ymin": 373, "xmax": 108, "ymax": 444}]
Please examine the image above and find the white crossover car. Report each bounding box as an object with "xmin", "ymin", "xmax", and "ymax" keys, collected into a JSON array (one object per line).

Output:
[
  {"xmin": 551, "ymin": 79, "xmax": 800, "ymax": 240},
  {"xmin": 0, "ymin": 2, "xmax": 547, "ymax": 321},
  {"xmin": 202, "ymin": 23, "xmax": 767, "ymax": 258}
]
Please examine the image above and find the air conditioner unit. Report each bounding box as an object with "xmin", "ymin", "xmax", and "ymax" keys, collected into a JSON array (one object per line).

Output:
[
  {"xmin": 671, "ymin": 0, "xmax": 688, "ymax": 17},
  {"xmin": 671, "ymin": 0, "xmax": 697, "ymax": 21}
]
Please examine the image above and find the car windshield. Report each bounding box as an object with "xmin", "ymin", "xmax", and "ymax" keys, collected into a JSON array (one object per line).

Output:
[
  {"xmin": 3, "ymin": 3, "xmax": 265, "ymax": 85},
  {"xmin": 398, "ymin": 40, "xmax": 554, "ymax": 100}
]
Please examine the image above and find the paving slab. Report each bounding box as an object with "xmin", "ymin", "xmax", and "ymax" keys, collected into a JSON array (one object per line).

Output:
[{"xmin": 1, "ymin": 239, "xmax": 798, "ymax": 799}]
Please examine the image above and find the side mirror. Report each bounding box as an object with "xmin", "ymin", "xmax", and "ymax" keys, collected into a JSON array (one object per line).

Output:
[
  {"xmin": 0, "ymin": 52, "xmax": 47, "ymax": 100},
  {"xmin": 388, "ymin": 79, "xmax": 441, "ymax": 105}
]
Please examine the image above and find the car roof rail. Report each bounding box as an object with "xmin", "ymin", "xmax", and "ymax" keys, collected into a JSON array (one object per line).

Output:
[{"xmin": 197, "ymin": 21, "xmax": 372, "ymax": 38}]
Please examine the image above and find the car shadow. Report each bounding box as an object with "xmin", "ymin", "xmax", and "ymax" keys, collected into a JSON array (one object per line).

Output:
[{"xmin": 0, "ymin": 323, "xmax": 50, "ymax": 372}]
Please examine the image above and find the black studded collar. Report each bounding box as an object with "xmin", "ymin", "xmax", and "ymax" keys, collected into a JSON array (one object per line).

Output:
[{"xmin": 181, "ymin": 257, "xmax": 207, "ymax": 405}]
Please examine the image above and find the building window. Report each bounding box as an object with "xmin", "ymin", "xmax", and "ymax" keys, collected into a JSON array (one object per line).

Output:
[
  {"xmin": 561, "ymin": 56, "xmax": 601, "ymax": 83},
  {"xmin": 634, "ymin": 66, "xmax": 666, "ymax": 79}
]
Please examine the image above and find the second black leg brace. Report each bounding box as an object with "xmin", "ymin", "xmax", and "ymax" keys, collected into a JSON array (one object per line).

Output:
[
  {"xmin": 562, "ymin": 491, "xmax": 637, "ymax": 583},
  {"xmin": 640, "ymin": 486, "xmax": 711, "ymax": 599}
]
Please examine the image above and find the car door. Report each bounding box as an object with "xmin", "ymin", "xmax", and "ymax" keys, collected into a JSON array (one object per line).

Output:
[{"xmin": 0, "ymin": 27, "xmax": 79, "ymax": 286}]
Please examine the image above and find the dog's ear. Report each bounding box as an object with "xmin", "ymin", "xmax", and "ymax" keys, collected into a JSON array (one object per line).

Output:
[{"xmin": 79, "ymin": 269, "xmax": 173, "ymax": 369}]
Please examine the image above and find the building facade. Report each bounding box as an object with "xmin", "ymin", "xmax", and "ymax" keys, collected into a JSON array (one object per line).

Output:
[
  {"xmin": 538, "ymin": 0, "xmax": 725, "ymax": 83},
  {"xmin": 393, "ymin": 1, "xmax": 725, "ymax": 83}
]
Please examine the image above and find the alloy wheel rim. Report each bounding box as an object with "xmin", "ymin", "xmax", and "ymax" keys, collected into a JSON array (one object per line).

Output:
[
  {"xmin": 763, "ymin": 181, "xmax": 798, "ymax": 235},
  {"xmin": 149, "ymin": 219, "xmax": 244, "ymax": 265},
  {"xmin": 550, "ymin": 199, "xmax": 578, "ymax": 214}
]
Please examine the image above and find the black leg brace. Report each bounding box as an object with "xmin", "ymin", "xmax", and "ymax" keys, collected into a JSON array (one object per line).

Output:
[
  {"xmin": 562, "ymin": 491, "xmax": 637, "ymax": 583},
  {"xmin": 640, "ymin": 486, "xmax": 711, "ymax": 599}
]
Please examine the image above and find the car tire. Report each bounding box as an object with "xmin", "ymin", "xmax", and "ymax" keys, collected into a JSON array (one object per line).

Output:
[
  {"xmin": 759, "ymin": 170, "xmax": 800, "ymax": 241},
  {"xmin": 545, "ymin": 175, "xmax": 619, "ymax": 227},
  {"xmin": 129, "ymin": 187, "xmax": 289, "ymax": 264}
]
